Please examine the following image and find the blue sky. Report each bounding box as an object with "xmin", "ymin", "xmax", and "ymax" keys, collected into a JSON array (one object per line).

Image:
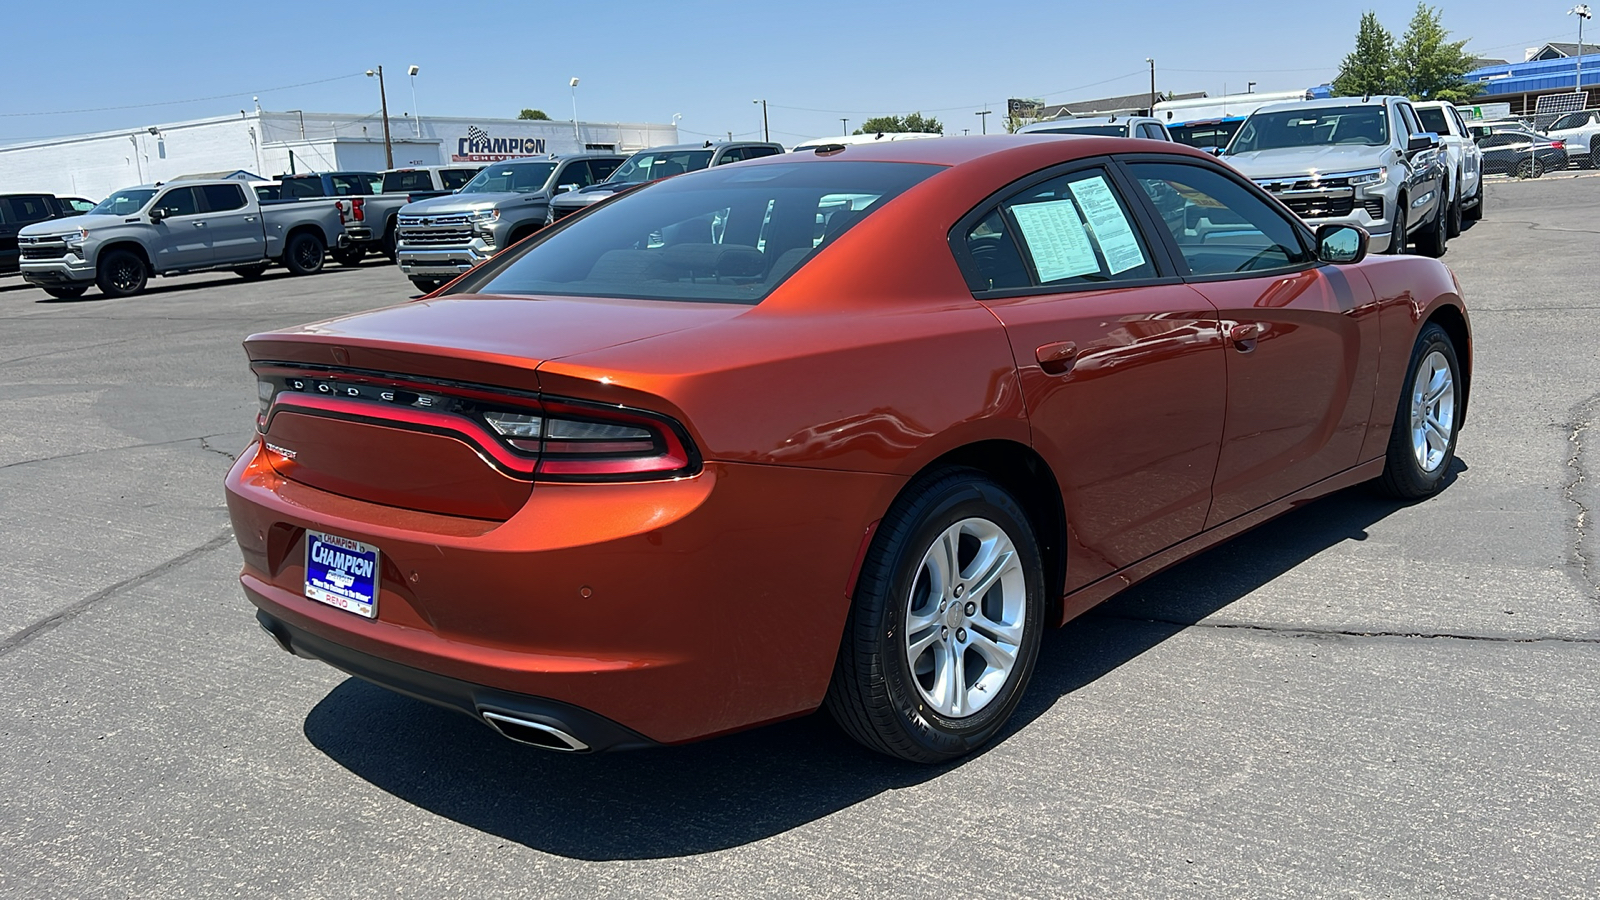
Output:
[{"xmin": 0, "ymin": 0, "xmax": 1576, "ymax": 146}]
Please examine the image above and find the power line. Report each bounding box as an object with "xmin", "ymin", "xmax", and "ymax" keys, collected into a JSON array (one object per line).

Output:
[
  {"xmin": 764, "ymin": 70, "xmax": 1149, "ymax": 117},
  {"xmin": 0, "ymin": 72, "xmax": 365, "ymax": 118}
]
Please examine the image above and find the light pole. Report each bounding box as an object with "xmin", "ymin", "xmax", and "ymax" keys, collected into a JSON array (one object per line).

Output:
[
  {"xmin": 841, "ymin": 117, "xmax": 849, "ymax": 134},
  {"xmin": 975, "ymin": 108, "xmax": 991, "ymax": 134},
  {"xmin": 1146, "ymin": 58, "xmax": 1157, "ymax": 114},
  {"xmin": 1247, "ymin": 81, "xmax": 1257, "ymax": 93},
  {"xmin": 570, "ymin": 77, "xmax": 582, "ymax": 145},
  {"xmin": 672, "ymin": 112, "xmax": 682, "ymax": 136},
  {"xmin": 365, "ymin": 66, "xmax": 394, "ymax": 168},
  {"xmin": 407, "ymin": 64, "xmax": 420, "ymax": 137},
  {"xmin": 753, "ymin": 99, "xmax": 769, "ymax": 141},
  {"xmin": 1572, "ymin": 5, "xmax": 1593, "ymax": 93}
]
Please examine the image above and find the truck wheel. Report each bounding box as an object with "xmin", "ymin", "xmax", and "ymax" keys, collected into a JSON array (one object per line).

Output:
[
  {"xmin": 42, "ymin": 285, "xmax": 88, "ymax": 299},
  {"xmin": 1463, "ymin": 178, "xmax": 1484, "ymax": 221},
  {"xmin": 283, "ymin": 232, "xmax": 326, "ymax": 276},
  {"xmin": 236, "ymin": 264, "xmax": 269, "ymax": 281},
  {"xmin": 1446, "ymin": 183, "xmax": 1463, "ymax": 238},
  {"xmin": 1416, "ymin": 186, "xmax": 1448, "ymax": 258},
  {"xmin": 330, "ymin": 247, "xmax": 364, "ymax": 267},
  {"xmin": 409, "ymin": 276, "xmax": 444, "ymax": 293},
  {"xmin": 96, "ymin": 249, "xmax": 148, "ymax": 297},
  {"xmin": 1386, "ymin": 197, "xmax": 1408, "ymax": 255},
  {"xmin": 382, "ymin": 222, "xmax": 398, "ymax": 260}
]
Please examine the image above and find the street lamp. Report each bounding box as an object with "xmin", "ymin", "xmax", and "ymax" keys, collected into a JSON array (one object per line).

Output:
[
  {"xmin": 365, "ymin": 66, "xmax": 394, "ymax": 169},
  {"xmin": 407, "ymin": 64, "xmax": 420, "ymax": 137},
  {"xmin": 753, "ymin": 99, "xmax": 769, "ymax": 141},
  {"xmin": 1146, "ymin": 58, "xmax": 1157, "ymax": 113},
  {"xmin": 1247, "ymin": 81, "xmax": 1257, "ymax": 93},
  {"xmin": 1572, "ymin": 5, "xmax": 1593, "ymax": 93},
  {"xmin": 570, "ymin": 77, "xmax": 581, "ymax": 145}
]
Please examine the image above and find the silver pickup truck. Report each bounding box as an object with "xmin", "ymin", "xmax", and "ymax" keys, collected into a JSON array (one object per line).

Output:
[
  {"xmin": 394, "ymin": 153, "xmax": 624, "ymax": 292},
  {"xmin": 18, "ymin": 179, "xmax": 347, "ymax": 299}
]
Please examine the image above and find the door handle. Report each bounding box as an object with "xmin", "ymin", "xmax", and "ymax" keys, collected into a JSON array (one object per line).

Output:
[
  {"xmin": 243, "ymin": 216, "xmax": 256, "ymax": 222},
  {"xmin": 1228, "ymin": 322, "xmax": 1265, "ymax": 350},
  {"xmin": 1035, "ymin": 340, "xmax": 1079, "ymax": 375},
  {"xmin": 192, "ymin": 221, "xmax": 207, "ymax": 227}
]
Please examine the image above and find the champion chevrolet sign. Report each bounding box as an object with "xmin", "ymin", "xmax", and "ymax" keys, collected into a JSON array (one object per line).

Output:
[{"xmin": 451, "ymin": 125, "xmax": 547, "ymax": 162}]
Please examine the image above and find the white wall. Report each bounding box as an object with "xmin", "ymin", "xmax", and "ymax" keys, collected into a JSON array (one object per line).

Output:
[{"xmin": 0, "ymin": 111, "xmax": 679, "ymax": 201}]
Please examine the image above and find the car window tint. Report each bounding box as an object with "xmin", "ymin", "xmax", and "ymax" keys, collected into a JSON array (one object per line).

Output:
[
  {"xmin": 1398, "ymin": 104, "xmax": 1422, "ymax": 136},
  {"xmin": 440, "ymin": 169, "xmax": 477, "ymax": 190},
  {"xmin": 561, "ymin": 161, "xmax": 597, "ymax": 188},
  {"xmin": 591, "ymin": 159, "xmax": 623, "ymax": 181},
  {"xmin": 983, "ymin": 169, "xmax": 1156, "ymax": 289},
  {"xmin": 329, "ymin": 174, "xmax": 372, "ymax": 196},
  {"xmin": 279, "ymin": 178, "xmax": 322, "ymax": 199},
  {"xmin": 382, "ymin": 171, "xmax": 434, "ymax": 193},
  {"xmin": 1415, "ymin": 106, "xmax": 1450, "ymax": 134},
  {"xmin": 744, "ymin": 146, "xmax": 781, "ymax": 160},
  {"xmin": 7, "ymin": 195, "xmax": 54, "ymax": 222},
  {"xmin": 154, "ymin": 187, "xmax": 201, "ymax": 217},
  {"xmin": 714, "ymin": 148, "xmax": 746, "ymax": 165},
  {"xmin": 201, "ymin": 184, "xmax": 247, "ymax": 212},
  {"xmin": 468, "ymin": 161, "xmax": 938, "ymax": 304},
  {"xmin": 1128, "ymin": 162, "xmax": 1312, "ymax": 277}
]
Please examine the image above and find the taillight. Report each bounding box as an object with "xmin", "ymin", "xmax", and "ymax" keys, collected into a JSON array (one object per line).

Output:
[
  {"xmin": 482, "ymin": 399, "xmax": 694, "ymax": 480},
  {"xmin": 352, "ymin": 197, "xmax": 365, "ymax": 222},
  {"xmin": 1552, "ymin": 140, "xmax": 1565, "ymax": 149}
]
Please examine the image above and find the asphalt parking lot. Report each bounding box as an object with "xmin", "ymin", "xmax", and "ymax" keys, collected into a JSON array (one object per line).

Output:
[{"xmin": 2, "ymin": 176, "xmax": 1598, "ymax": 899}]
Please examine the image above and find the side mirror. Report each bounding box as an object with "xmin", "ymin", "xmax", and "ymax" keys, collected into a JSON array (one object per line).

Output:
[
  {"xmin": 148, "ymin": 207, "xmax": 167, "ymax": 223},
  {"xmin": 1206, "ymin": 146, "xmax": 1226, "ymax": 157},
  {"xmin": 1407, "ymin": 132, "xmax": 1440, "ymax": 153},
  {"xmin": 1316, "ymin": 223, "xmax": 1369, "ymax": 265},
  {"xmin": 555, "ymin": 183, "xmax": 579, "ymax": 194}
]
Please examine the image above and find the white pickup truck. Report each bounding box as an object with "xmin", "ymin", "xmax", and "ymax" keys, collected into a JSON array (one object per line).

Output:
[
  {"xmin": 1413, "ymin": 101, "xmax": 1485, "ymax": 234},
  {"xmin": 17, "ymin": 179, "xmax": 348, "ymax": 299}
]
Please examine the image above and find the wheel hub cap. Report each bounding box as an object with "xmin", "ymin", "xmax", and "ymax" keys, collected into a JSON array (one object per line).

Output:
[
  {"xmin": 1409, "ymin": 349, "xmax": 1455, "ymax": 473},
  {"xmin": 903, "ymin": 517, "xmax": 1026, "ymax": 718}
]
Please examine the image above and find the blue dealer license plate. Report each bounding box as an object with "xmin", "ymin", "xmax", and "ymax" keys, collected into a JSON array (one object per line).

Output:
[{"xmin": 304, "ymin": 531, "xmax": 380, "ymax": 619}]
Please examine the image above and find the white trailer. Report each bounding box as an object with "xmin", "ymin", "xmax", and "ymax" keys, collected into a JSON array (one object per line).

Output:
[{"xmin": 1153, "ymin": 90, "xmax": 1314, "ymax": 126}]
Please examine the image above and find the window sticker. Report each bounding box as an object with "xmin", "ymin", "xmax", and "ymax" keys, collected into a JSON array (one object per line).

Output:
[
  {"xmin": 1068, "ymin": 177, "xmax": 1147, "ymax": 275},
  {"xmin": 1010, "ymin": 199, "xmax": 1099, "ymax": 282}
]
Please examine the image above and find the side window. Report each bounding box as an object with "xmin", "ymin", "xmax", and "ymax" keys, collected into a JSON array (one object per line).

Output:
[
  {"xmin": 1139, "ymin": 123, "xmax": 1161, "ymax": 140},
  {"xmin": 560, "ymin": 161, "xmax": 596, "ymax": 189},
  {"xmin": 439, "ymin": 169, "xmax": 476, "ymax": 190},
  {"xmin": 153, "ymin": 187, "xmax": 201, "ymax": 217},
  {"xmin": 743, "ymin": 146, "xmax": 781, "ymax": 160},
  {"xmin": 962, "ymin": 168, "xmax": 1158, "ymax": 292},
  {"xmin": 201, "ymin": 184, "xmax": 247, "ymax": 212},
  {"xmin": 279, "ymin": 179, "xmax": 322, "ymax": 199},
  {"xmin": 1127, "ymin": 162, "xmax": 1313, "ymax": 277},
  {"xmin": 8, "ymin": 195, "xmax": 54, "ymax": 223},
  {"xmin": 329, "ymin": 174, "xmax": 371, "ymax": 196},
  {"xmin": 714, "ymin": 148, "xmax": 747, "ymax": 165},
  {"xmin": 592, "ymin": 158, "xmax": 623, "ymax": 182},
  {"xmin": 0, "ymin": 202, "xmax": 10, "ymax": 224},
  {"xmin": 1448, "ymin": 106, "xmax": 1469, "ymax": 136},
  {"xmin": 1397, "ymin": 103, "xmax": 1422, "ymax": 137}
]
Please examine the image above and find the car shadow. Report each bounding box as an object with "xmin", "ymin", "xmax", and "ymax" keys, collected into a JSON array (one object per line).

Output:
[
  {"xmin": 302, "ymin": 463, "xmax": 1460, "ymax": 861},
  {"xmin": 25, "ymin": 266, "xmax": 362, "ymax": 303}
]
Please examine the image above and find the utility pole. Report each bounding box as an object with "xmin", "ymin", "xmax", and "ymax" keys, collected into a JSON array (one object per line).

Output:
[
  {"xmin": 753, "ymin": 99, "xmax": 769, "ymax": 141},
  {"xmin": 366, "ymin": 66, "xmax": 394, "ymax": 168},
  {"xmin": 841, "ymin": 117, "xmax": 849, "ymax": 134},
  {"xmin": 1247, "ymin": 81, "xmax": 1257, "ymax": 93},
  {"xmin": 1146, "ymin": 58, "xmax": 1156, "ymax": 114},
  {"xmin": 975, "ymin": 108, "xmax": 991, "ymax": 134}
]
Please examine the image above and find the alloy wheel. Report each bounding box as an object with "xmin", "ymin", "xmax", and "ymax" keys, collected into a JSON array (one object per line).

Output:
[
  {"xmin": 1409, "ymin": 349, "xmax": 1456, "ymax": 473},
  {"xmin": 903, "ymin": 517, "xmax": 1027, "ymax": 718},
  {"xmin": 110, "ymin": 259, "xmax": 142, "ymax": 292}
]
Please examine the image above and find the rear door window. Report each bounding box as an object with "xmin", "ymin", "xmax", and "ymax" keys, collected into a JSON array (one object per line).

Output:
[
  {"xmin": 439, "ymin": 168, "xmax": 477, "ymax": 190},
  {"xmin": 6, "ymin": 195, "xmax": 54, "ymax": 223},
  {"xmin": 201, "ymin": 184, "xmax": 248, "ymax": 212}
]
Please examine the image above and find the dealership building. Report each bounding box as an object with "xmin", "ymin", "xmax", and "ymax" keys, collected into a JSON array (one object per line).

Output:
[{"xmin": 0, "ymin": 110, "xmax": 678, "ymax": 200}]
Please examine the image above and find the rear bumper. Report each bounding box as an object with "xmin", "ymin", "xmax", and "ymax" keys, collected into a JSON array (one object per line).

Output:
[{"xmin": 224, "ymin": 438, "xmax": 899, "ymax": 745}]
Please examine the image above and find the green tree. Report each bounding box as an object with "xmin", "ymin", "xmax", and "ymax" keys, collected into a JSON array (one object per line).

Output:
[
  {"xmin": 853, "ymin": 112, "xmax": 943, "ymax": 135},
  {"xmin": 1332, "ymin": 11, "xmax": 1399, "ymax": 97},
  {"xmin": 517, "ymin": 108, "xmax": 551, "ymax": 120},
  {"xmin": 1395, "ymin": 3, "xmax": 1483, "ymax": 102}
]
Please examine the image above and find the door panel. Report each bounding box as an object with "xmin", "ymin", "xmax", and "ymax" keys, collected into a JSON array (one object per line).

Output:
[
  {"xmin": 985, "ymin": 286, "xmax": 1226, "ymax": 589},
  {"xmin": 201, "ymin": 184, "xmax": 262, "ymax": 264},
  {"xmin": 149, "ymin": 187, "xmax": 211, "ymax": 270},
  {"xmin": 1188, "ymin": 266, "xmax": 1380, "ymax": 525}
]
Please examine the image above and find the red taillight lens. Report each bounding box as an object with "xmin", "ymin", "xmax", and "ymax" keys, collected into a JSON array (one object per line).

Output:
[
  {"xmin": 1552, "ymin": 140, "xmax": 1565, "ymax": 149},
  {"xmin": 482, "ymin": 400, "xmax": 695, "ymax": 481},
  {"xmin": 352, "ymin": 197, "xmax": 366, "ymax": 222}
]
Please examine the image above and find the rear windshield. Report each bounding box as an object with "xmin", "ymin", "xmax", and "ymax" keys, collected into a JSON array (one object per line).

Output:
[
  {"xmin": 440, "ymin": 168, "xmax": 478, "ymax": 190},
  {"xmin": 1415, "ymin": 107, "xmax": 1450, "ymax": 135},
  {"xmin": 1230, "ymin": 106, "xmax": 1390, "ymax": 151},
  {"xmin": 460, "ymin": 162, "xmax": 556, "ymax": 194},
  {"xmin": 382, "ymin": 170, "xmax": 435, "ymax": 193},
  {"xmin": 1027, "ymin": 124, "xmax": 1127, "ymax": 136},
  {"xmin": 462, "ymin": 161, "xmax": 940, "ymax": 304},
  {"xmin": 608, "ymin": 149, "xmax": 715, "ymax": 184},
  {"xmin": 1169, "ymin": 120, "xmax": 1242, "ymax": 149}
]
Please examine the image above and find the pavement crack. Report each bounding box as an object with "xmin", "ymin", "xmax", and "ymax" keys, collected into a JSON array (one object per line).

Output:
[
  {"xmin": 0, "ymin": 528, "xmax": 235, "ymax": 658},
  {"xmin": 1094, "ymin": 613, "xmax": 1600, "ymax": 645},
  {"xmin": 1567, "ymin": 392, "xmax": 1600, "ymax": 596},
  {"xmin": 0, "ymin": 433, "xmax": 243, "ymax": 471}
]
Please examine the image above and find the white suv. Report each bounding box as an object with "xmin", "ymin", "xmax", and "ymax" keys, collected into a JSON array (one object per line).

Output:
[{"xmin": 1544, "ymin": 109, "xmax": 1600, "ymax": 168}]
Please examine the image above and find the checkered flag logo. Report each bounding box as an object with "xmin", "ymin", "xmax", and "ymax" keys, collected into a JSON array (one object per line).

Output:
[{"xmin": 466, "ymin": 125, "xmax": 489, "ymax": 150}]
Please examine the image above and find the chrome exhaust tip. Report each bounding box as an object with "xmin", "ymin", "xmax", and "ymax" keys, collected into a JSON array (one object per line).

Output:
[{"xmin": 481, "ymin": 711, "xmax": 590, "ymax": 752}]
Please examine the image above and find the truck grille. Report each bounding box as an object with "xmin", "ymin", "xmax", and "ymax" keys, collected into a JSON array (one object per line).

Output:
[
  {"xmin": 399, "ymin": 228, "xmax": 474, "ymax": 245},
  {"xmin": 21, "ymin": 241, "xmax": 70, "ymax": 259},
  {"xmin": 1280, "ymin": 195, "xmax": 1356, "ymax": 218}
]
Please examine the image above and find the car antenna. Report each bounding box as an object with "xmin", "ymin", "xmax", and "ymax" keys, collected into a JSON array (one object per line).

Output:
[{"xmin": 704, "ymin": 140, "xmax": 712, "ymax": 148}]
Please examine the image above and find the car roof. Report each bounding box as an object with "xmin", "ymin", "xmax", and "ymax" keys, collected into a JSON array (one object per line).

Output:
[
  {"xmin": 737, "ymin": 133, "xmax": 1211, "ymax": 169},
  {"xmin": 637, "ymin": 142, "xmax": 782, "ymax": 152},
  {"xmin": 1251, "ymin": 96, "xmax": 1400, "ymax": 116}
]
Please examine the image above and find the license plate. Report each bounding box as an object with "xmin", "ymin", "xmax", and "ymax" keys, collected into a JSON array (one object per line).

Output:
[{"xmin": 304, "ymin": 531, "xmax": 380, "ymax": 619}]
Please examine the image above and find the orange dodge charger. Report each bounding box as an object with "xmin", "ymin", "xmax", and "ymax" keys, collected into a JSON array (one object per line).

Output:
[{"xmin": 227, "ymin": 136, "xmax": 1470, "ymax": 762}]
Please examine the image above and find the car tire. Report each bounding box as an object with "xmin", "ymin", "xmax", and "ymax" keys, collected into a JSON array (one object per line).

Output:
[
  {"xmin": 1463, "ymin": 177, "xmax": 1484, "ymax": 221},
  {"xmin": 382, "ymin": 221, "xmax": 398, "ymax": 260},
  {"xmin": 1386, "ymin": 195, "xmax": 1408, "ymax": 254},
  {"xmin": 1416, "ymin": 186, "xmax": 1449, "ymax": 258},
  {"xmin": 825, "ymin": 468, "xmax": 1045, "ymax": 764},
  {"xmin": 1446, "ymin": 181, "xmax": 1463, "ymax": 237},
  {"xmin": 409, "ymin": 276, "xmax": 445, "ymax": 293},
  {"xmin": 95, "ymin": 249, "xmax": 148, "ymax": 298},
  {"xmin": 235, "ymin": 264, "xmax": 269, "ymax": 281},
  {"xmin": 1378, "ymin": 323, "xmax": 1462, "ymax": 500},
  {"xmin": 42, "ymin": 285, "xmax": 88, "ymax": 299},
  {"xmin": 283, "ymin": 232, "xmax": 326, "ymax": 276},
  {"xmin": 330, "ymin": 247, "xmax": 364, "ymax": 267},
  {"xmin": 1514, "ymin": 158, "xmax": 1544, "ymax": 179}
]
